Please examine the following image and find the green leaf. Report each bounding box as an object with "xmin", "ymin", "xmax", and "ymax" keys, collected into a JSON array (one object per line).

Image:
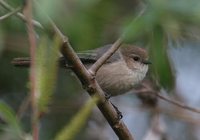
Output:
[
  {"xmin": 55, "ymin": 97, "xmax": 98, "ymax": 140},
  {"xmin": 36, "ymin": 36, "xmax": 60, "ymax": 112},
  {"xmin": 149, "ymin": 26, "xmax": 175, "ymax": 90},
  {"xmin": 149, "ymin": 0, "xmax": 200, "ymax": 28},
  {"xmin": 0, "ymin": 102, "xmax": 23, "ymax": 139}
]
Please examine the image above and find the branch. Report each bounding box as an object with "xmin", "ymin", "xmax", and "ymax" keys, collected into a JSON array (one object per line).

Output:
[
  {"xmin": 139, "ymin": 103, "xmax": 200, "ymax": 126},
  {"xmin": 0, "ymin": 7, "xmax": 21, "ymax": 21},
  {"xmin": 135, "ymin": 82, "xmax": 200, "ymax": 114},
  {"xmin": 17, "ymin": 94, "xmax": 31, "ymax": 119},
  {"xmin": 0, "ymin": 0, "xmax": 43, "ymax": 29},
  {"xmin": 155, "ymin": 93, "xmax": 200, "ymax": 114},
  {"xmin": 88, "ymin": 38, "xmax": 123, "ymax": 75},
  {"xmin": 23, "ymin": 1, "xmax": 39, "ymax": 140}
]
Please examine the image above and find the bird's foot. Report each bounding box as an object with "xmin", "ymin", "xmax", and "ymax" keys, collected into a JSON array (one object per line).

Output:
[
  {"xmin": 105, "ymin": 93, "xmax": 111, "ymax": 100},
  {"xmin": 104, "ymin": 93, "xmax": 123, "ymax": 120},
  {"xmin": 111, "ymin": 102, "xmax": 123, "ymax": 120}
]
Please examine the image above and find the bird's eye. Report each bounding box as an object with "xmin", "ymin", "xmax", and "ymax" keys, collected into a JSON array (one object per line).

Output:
[{"xmin": 133, "ymin": 56, "xmax": 140, "ymax": 61}]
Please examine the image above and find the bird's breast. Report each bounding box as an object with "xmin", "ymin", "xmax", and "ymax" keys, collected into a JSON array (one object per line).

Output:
[{"xmin": 96, "ymin": 61, "xmax": 147, "ymax": 96}]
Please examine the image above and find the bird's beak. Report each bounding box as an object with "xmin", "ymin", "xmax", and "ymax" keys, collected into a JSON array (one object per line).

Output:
[{"xmin": 142, "ymin": 60, "xmax": 152, "ymax": 65}]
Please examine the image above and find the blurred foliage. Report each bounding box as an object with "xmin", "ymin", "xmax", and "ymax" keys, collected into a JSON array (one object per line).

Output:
[
  {"xmin": 1, "ymin": 0, "xmax": 200, "ymax": 139},
  {"xmin": 36, "ymin": 36, "xmax": 60, "ymax": 113},
  {"xmin": 0, "ymin": 102, "xmax": 23, "ymax": 140},
  {"xmin": 149, "ymin": 26, "xmax": 174, "ymax": 89},
  {"xmin": 55, "ymin": 96, "xmax": 98, "ymax": 140}
]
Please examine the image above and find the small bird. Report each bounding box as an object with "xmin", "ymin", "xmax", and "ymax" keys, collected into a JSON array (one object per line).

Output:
[{"xmin": 12, "ymin": 44, "xmax": 151, "ymax": 97}]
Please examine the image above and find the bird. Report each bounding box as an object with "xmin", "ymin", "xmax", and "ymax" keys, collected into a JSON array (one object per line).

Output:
[{"xmin": 12, "ymin": 44, "xmax": 151, "ymax": 97}]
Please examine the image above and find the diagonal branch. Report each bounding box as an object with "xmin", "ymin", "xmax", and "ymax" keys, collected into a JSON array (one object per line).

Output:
[
  {"xmin": 0, "ymin": 7, "xmax": 22, "ymax": 21},
  {"xmin": 134, "ymin": 82, "xmax": 200, "ymax": 114},
  {"xmin": 156, "ymin": 93, "xmax": 200, "ymax": 114},
  {"xmin": 0, "ymin": 0, "xmax": 43, "ymax": 29},
  {"xmin": 88, "ymin": 38, "xmax": 123, "ymax": 75}
]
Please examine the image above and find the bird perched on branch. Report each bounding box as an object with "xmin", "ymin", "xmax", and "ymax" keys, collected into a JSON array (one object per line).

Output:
[{"xmin": 12, "ymin": 44, "xmax": 151, "ymax": 97}]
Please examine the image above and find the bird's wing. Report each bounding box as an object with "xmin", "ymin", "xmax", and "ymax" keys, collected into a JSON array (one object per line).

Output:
[
  {"xmin": 12, "ymin": 44, "xmax": 122, "ymax": 67},
  {"xmin": 77, "ymin": 44, "xmax": 121, "ymax": 64}
]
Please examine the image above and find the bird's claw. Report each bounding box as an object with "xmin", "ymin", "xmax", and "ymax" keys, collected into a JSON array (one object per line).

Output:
[
  {"xmin": 104, "ymin": 93, "xmax": 123, "ymax": 120},
  {"xmin": 117, "ymin": 111, "xmax": 123, "ymax": 120},
  {"xmin": 111, "ymin": 102, "xmax": 123, "ymax": 120},
  {"xmin": 105, "ymin": 93, "xmax": 111, "ymax": 100}
]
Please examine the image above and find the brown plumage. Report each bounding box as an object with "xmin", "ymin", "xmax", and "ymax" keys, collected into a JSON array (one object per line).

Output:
[{"xmin": 94, "ymin": 44, "xmax": 150, "ymax": 96}]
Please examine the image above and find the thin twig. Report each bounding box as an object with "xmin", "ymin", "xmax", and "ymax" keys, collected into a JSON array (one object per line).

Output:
[
  {"xmin": 88, "ymin": 38, "xmax": 123, "ymax": 75},
  {"xmin": 0, "ymin": 0, "xmax": 43, "ymax": 29},
  {"xmin": 17, "ymin": 95, "xmax": 31, "ymax": 119},
  {"xmin": 139, "ymin": 104, "xmax": 200, "ymax": 126},
  {"xmin": 0, "ymin": 7, "xmax": 22, "ymax": 21},
  {"xmin": 156, "ymin": 93, "xmax": 200, "ymax": 114},
  {"xmin": 23, "ymin": 0, "xmax": 39, "ymax": 140},
  {"xmin": 156, "ymin": 106, "xmax": 200, "ymax": 126},
  {"xmin": 135, "ymin": 83, "xmax": 200, "ymax": 114}
]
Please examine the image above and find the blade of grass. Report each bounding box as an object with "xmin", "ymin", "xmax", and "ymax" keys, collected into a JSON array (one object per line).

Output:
[
  {"xmin": 149, "ymin": 26, "xmax": 175, "ymax": 89},
  {"xmin": 0, "ymin": 102, "xmax": 23, "ymax": 139},
  {"xmin": 36, "ymin": 36, "xmax": 60, "ymax": 113},
  {"xmin": 55, "ymin": 96, "xmax": 98, "ymax": 140}
]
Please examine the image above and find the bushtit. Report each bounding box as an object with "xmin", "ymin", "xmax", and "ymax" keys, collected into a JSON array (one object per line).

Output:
[
  {"xmin": 92, "ymin": 44, "xmax": 151, "ymax": 97},
  {"xmin": 12, "ymin": 44, "xmax": 151, "ymax": 97}
]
